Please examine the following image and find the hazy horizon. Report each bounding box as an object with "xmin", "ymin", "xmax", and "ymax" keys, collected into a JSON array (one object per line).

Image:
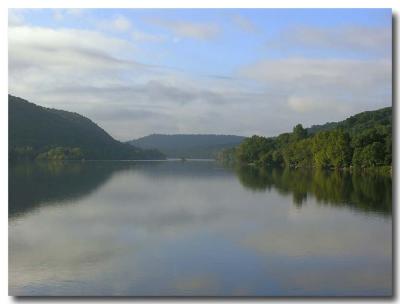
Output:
[{"xmin": 8, "ymin": 9, "xmax": 392, "ymax": 141}]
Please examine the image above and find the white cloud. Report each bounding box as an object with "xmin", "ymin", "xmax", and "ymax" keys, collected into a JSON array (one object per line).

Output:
[
  {"xmin": 131, "ymin": 30, "xmax": 166, "ymax": 43},
  {"xmin": 287, "ymin": 96, "xmax": 314, "ymax": 113},
  {"xmin": 96, "ymin": 15, "xmax": 132, "ymax": 32},
  {"xmin": 65, "ymin": 9, "xmax": 84, "ymax": 17},
  {"xmin": 240, "ymin": 58, "xmax": 391, "ymax": 116},
  {"xmin": 112, "ymin": 15, "xmax": 132, "ymax": 31},
  {"xmin": 53, "ymin": 10, "xmax": 64, "ymax": 21},
  {"xmin": 8, "ymin": 9, "xmax": 25, "ymax": 27},
  {"xmin": 287, "ymin": 96, "xmax": 350, "ymax": 114},
  {"xmin": 9, "ymin": 25, "xmax": 136, "ymax": 56},
  {"xmin": 232, "ymin": 14, "xmax": 257, "ymax": 33},
  {"xmin": 52, "ymin": 9, "xmax": 85, "ymax": 21},
  {"xmin": 241, "ymin": 58, "xmax": 391, "ymax": 86},
  {"xmin": 8, "ymin": 25, "xmax": 141, "ymax": 104},
  {"xmin": 98, "ymin": 15, "xmax": 167, "ymax": 43},
  {"xmin": 152, "ymin": 19, "xmax": 220, "ymax": 40},
  {"xmin": 270, "ymin": 25, "xmax": 391, "ymax": 57}
]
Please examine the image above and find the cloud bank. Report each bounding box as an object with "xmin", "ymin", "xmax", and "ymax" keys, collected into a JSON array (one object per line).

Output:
[{"xmin": 8, "ymin": 9, "xmax": 392, "ymax": 140}]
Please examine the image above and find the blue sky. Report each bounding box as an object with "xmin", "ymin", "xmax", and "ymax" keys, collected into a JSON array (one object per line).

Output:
[{"xmin": 8, "ymin": 9, "xmax": 392, "ymax": 140}]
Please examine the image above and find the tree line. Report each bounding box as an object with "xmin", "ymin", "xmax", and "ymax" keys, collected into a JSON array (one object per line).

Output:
[{"xmin": 218, "ymin": 107, "xmax": 392, "ymax": 170}]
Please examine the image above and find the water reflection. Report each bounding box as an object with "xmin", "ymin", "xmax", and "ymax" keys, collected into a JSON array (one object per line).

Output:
[
  {"xmin": 9, "ymin": 161, "xmax": 392, "ymax": 296},
  {"xmin": 9, "ymin": 161, "xmax": 133, "ymax": 217},
  {"xmin": 10, "ymin": 161, "xmax": 392, "ymax": 218},
  {"xmin": 235, "ymin": 166, "xmax": 392, "ymax": 215}
]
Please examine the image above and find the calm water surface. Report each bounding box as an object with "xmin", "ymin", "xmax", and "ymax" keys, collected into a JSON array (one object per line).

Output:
[{"xmin": 9, "ymin": 160, "xmax": 392, "ymax": 296}]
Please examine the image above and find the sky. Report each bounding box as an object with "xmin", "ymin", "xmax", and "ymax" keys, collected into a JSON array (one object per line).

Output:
[{"xmin": 8, "ymin": 9, "xmax": 392, "ymax": 140}]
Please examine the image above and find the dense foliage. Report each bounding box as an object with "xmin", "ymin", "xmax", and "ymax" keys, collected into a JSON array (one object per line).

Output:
[
  {"xmin": 9, "ymin": 95, "xmax": 165, "ymax": 161},
  {"xmin": 128, "ymin": 134, "xmax": 245, "ymax": 158},
  {"xmin": 36, "ymin": 147, "xmax": 84, "ymax": 160},
  {"xmin": 218, "ymin": 107, "xmax": 392, "ymax": 169}
]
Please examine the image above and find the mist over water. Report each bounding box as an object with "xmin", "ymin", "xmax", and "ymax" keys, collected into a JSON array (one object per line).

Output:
[{"xmin": 9, "ymin": 161, "xmax": 392, "ymax": 296}]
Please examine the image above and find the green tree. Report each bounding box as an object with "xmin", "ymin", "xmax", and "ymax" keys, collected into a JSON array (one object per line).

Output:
[{"xmin": 292, "ymin": 124, "xmax": 307, "ymax": 141}]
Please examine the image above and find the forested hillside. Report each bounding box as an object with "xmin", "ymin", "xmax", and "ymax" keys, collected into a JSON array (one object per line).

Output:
[
  {"xmin": 218, "ymin": 107, "xmax": 392, "ymax": 169},
  {"xmin": 9, "ymin": 95, "xmax": 165, "ymax": 161},
  {"xmin": 128, "ymin": 134, "xmax": 246, "ymax": 158},
  {"xmin": 307, "ymin": 107, "xmax": 392, "ymax": 135}
]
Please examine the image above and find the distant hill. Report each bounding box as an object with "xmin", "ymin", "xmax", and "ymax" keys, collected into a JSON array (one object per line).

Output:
[
  {"xmin": 128, "ymin": 134, "xmax": 246, "ymax": 159},
  {"xmin": 9, "ymin": 95, "xmax": 165, "ymax": 160},
  {"xmin": 307, "ymin": 107, "xmax": 392, "ymax": 134}
]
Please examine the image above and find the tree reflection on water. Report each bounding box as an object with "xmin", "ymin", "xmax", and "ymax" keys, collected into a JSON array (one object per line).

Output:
[{"xmin": 235, "ymin": 165, "xmax": 392, "ymax": 215}]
